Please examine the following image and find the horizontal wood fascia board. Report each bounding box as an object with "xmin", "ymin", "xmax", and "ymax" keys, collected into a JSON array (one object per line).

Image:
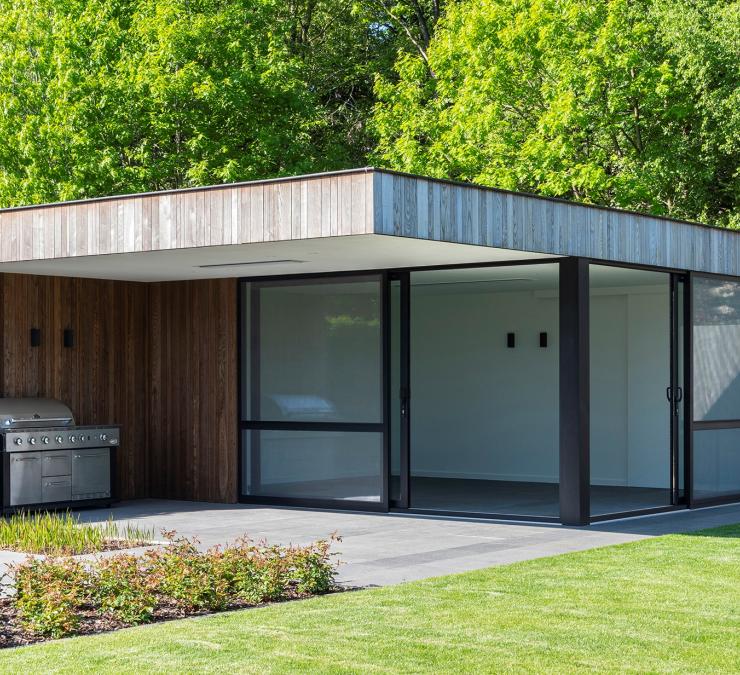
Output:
[
  {"xmin": 1, "ymin": 167, "xmax": 739, "ymax": 277},
  {"xmin": 370, "ymin": 170, "xmax": 740, "ymax": 277}
]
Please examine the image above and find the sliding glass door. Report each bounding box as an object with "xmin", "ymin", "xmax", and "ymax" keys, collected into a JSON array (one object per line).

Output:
[
  {"xmin": 690, "ymin": 274, "xmax": 740, "ymax": 504},
  {"xmin": 589, "ymin": 264, "xmax": 687, "ymax": 518},
  {"xmin": 240, "ymin": 275, "xmax": 387, "ymax": 508},
  {"xmin": 391, "ymin": 263, "xmax": 561, "ymax": 518}
]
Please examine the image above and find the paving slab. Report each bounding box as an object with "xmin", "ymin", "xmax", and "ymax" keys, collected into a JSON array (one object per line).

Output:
[{"xmin": 51, "ymin": 499, "xmax": 740, "ymax": 587}]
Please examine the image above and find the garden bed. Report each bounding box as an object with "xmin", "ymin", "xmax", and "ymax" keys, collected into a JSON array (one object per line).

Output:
[
  {"xmin": 0, "ymin": 522, "xmax": 341, "ymax": 649},
  {"xmin": 0, "ymin": 581, "xmax": 337, "ymax": 649},
  {"xmin": 0, "ymin": 511, "xmax": 156, "ymax": 555}
]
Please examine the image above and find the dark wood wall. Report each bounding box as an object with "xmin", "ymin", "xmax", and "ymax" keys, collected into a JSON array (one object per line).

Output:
[
  {"xmin": 149, "ymin": 279, "xmax": 237, "ymax": 502},
  {"xmin": 0, "ymin": 274, "xmax": 149, "ymax": 499},
  {"xmin": 0, "ymin": 273, "xmax": 238, "ymax": 503}
]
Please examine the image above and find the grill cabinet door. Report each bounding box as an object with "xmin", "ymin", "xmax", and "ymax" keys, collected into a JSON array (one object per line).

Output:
[
  {"xmin": 42, "ymin": 477, "xmax": 72, "ymax": 503},
  {"xmin": 9, "ymin": 452, "xmax": 42, "ymax": 505},
  {"xmin": 72, "ymin": 448, "xmax": 111, "ymax": 499},
  {"xmin": 42, "ymin": 451, "xmax": 72, "ymax": 477}
]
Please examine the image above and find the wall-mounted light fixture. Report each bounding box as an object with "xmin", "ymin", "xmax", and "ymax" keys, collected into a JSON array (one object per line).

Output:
[
  {"xmin": 63, "ymin": 328, "xmax": 74, "ymax": 349},
  {"xmin": 507, "ymin": 332, "xmax": 516, "ymax": 348},
  {"xmin": 540, "ymin": 332, "xmax": 548, "ymax": 348},
  {"xmin": 30, "ymin": 328, "xmax": 41, "ymax": 347}
]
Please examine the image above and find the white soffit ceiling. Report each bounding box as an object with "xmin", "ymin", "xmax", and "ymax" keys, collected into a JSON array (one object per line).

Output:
[{"xmin": 0, "ymin": 235, "xmax": 558, "ymax": 282}]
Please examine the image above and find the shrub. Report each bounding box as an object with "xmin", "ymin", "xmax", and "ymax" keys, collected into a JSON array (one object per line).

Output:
[
  {"xmin": 12, "ymin": 557, "xmax": 90, "ymax": 638},
  {"xmin": 8, "ymin": 530, "xmax": 339, "ymax": 640},
  {"xmin": 93, "ymin": 554, "xmax": 156, "ymax": 625},
  {"xmin": 145, "ymin": 534, "xmax": 231, "ymax": 612},
  {"xmin": 219, "ymin": 539, "xmax": 291, "ymax": 604},
  {"xmin": 288, "ymin": 538, "xmax": 338, "ymax": 595}
]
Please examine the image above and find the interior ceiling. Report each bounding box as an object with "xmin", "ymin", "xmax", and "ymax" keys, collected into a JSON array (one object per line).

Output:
[{"xmin": 0, "ymin": 235, "xmax": 558, "ymax": 282}]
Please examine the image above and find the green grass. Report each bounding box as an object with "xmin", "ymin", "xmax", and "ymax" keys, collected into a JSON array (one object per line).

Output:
[
  {"xmin": 1, "ymin": 524, "xmax": 738, "ymax": 673},
  {"xmin": 0, "ymin": 511, "xmax": 155, "ymax": 555}
]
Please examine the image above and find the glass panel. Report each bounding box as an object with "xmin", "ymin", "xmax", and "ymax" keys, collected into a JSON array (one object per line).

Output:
[
  {"xmin": 243, "ymin": 430, "xmax": 382, "ymax": 502},
  {"xmin": 692, "ymin": 276, "xmax": 740, "ymax": 421},
  {"xmin": 590, "ymin": 265, "xmax": 671, "ymax": 515},
  {"xmin": 240, "ymin": 283, "xmax": 251, "ymax": 421},
  {"xmin": 252, "ymin": 277, "xmax": 382, "ymax": 423},
  {"xmin": 677, "ymin": 280, "xmax": 685, "ymax": 498},
  {"xmin": 390, "ymin": 279, "xmax": 402, "ymax": 502},
  {"xmin": 408, "ymin": 264, "xmax": 559, "ymax": 517},
  {"xmin": 693, "ymin": 429, "xmax": 740, "ymax": 501}
]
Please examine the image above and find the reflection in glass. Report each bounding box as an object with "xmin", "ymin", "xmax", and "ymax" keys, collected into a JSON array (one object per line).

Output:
[
  {"xmin": 250, "ymin": 278, "xmax": 382, "ymax": 423},
  {"xmin": 243, "ymin": 430, "xmax": 382, "ymax": 502},
  {"xmin": 693, "ymin": 276, "xmax": 740, "ymax": 421},
  {"xmin": 693, "ymin": 429, "xmax": 740, "ymax": 500}
]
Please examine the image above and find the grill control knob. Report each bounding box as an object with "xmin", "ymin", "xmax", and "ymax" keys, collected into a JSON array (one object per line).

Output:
[
  {"xmin": 13, "ymin": 437, "xmax": 23, "ymax": 446},
  {"xmin": 69, "ymin": 435, "xmax": 77, "ymax": 443},
  {"xmin": 28, "ymin": 437, "xmax": 36, "ymax": 445},
  {"xmin": 41, "ymin": 436, "xmax": 49, "ymax": 444},
  {"xmin": 55, "ymin": 435, "xmax": 63, "ymax": 444},
  {"xmin": 100, "ymin": 433, "xmax": 108, "ymax": 442}
]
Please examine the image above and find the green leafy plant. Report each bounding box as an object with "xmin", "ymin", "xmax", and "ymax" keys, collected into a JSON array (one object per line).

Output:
[
  {"xmin": 8, "ymin": 530, "xmax": 340, "ymax": 639},
  {"xmin": 93, "ymin": 554, "xmax": 157, "ymax": 625},
  {"xmin": 0, "ymin": 510, "xmax": 155, "ymax": 555},
  {"xmin": 374, "ymin": 0, "xmax": 739, "ymax": 227},
  {"xmin": 12, "ymin": 557, "xmax": 90, "ymax": 638},
  {"xmin": 287, "ymin": 536, "xmax": 338, "ymax": 595},
  {"xmin": 218, "ymin": 539, "xmax": 291, "ymax": 604},
  {"xmin": 145, "ymin": 533, "xmax": 233, "ymax": 612}
]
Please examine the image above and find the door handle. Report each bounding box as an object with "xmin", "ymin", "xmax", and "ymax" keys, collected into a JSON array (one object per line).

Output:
[
  {"xmin": 675, "ymin": 386, "xmax": 683, "ymax": 403},
  {"xmin": 666, "ymin": 386, "xmax": 673, "ymax": 403}
]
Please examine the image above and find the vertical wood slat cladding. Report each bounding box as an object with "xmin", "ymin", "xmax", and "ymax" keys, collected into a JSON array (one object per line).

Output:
[
  {"xmin": 371, "ymin": 170, "xmax": 740, "ymax": 276},
  {"xmin": 0, "ymin": 171, "xmax": 375, "ymax": 262},
  {"xmin": 0, "ymin": 274, "xmax": 238, "ymax": 503},
  {"xmin": 148, "ymin": 279, "xmax": 237, "ymax": 503},
  {"xmin": 0, "ymin": 274, "xmax": 149, "ymax": 500}
]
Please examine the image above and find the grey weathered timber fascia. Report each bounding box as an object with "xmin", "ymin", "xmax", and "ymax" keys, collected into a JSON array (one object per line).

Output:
[{"xmin": 0, "ymin": 166, "xmax": 738, "ymax": 276}]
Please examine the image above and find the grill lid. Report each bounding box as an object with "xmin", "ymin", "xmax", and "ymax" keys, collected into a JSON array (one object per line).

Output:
[{"xmin": 0, "ymin": 398, "xmax": 75, "ymax": 429}]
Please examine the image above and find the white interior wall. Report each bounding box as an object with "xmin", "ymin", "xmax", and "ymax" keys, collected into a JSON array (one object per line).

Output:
[
  {"xmin": 410, "ymin": 288, "xmax": 560, "ymax": 483},
  {"xmin": 590, "ymin": 285, "xmax": 670, "ymax": 488}
]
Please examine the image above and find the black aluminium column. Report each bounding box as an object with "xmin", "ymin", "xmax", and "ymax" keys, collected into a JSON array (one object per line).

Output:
[{"xmin": 559, "ymin": 257, "xmax": 590, "ymax": 526}]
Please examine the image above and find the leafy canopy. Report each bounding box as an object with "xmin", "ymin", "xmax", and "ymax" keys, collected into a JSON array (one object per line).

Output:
[
  {"xmin": 0, "ymin": 0, "xmax": 391, "ymax": 206},
  {"xmin": 373, "ymin": 0, "xmax": 739, "ymax": 226}
]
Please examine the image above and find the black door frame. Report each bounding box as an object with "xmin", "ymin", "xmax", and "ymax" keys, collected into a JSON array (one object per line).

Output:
[
  {"xmin": 236, "ymin": 259, "xmax": 740, "ymax": 522},
  {"xmin": 388, "ymin": 261, "xmax": 563, "ymax": 523},
  {"xmin": 687, "ymin": 272, "xmax": 740, "ymax": 508},
  {"xmin": 389, "ymin": 271, "xmax": 410, "ymax": 509},
  {"xmin": 669, "ymin": 273, "xmax": 689, "ymax": 506},
  {"xmin": 237, "ymin": 272, "xmax": 389, "ymax": 513}
]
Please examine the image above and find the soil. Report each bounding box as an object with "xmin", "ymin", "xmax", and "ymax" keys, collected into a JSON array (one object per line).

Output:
[
  {"xmin": 0, "ymin": 539, "xmax": 156, "ymax": 556},
  {"xmin": 0, "ymin": 587, "xmax": 345, "ymax": 650}
]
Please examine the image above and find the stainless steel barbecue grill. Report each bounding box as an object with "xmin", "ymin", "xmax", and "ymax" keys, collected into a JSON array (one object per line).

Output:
[{"xmin": 0, "ymin": 398, "xmax": 119, "ymax": 511}]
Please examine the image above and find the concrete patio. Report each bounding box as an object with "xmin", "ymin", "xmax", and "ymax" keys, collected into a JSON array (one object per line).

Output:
[{"xmin": 51, "ymin": 500, "xmax": 740, "ymax": 587}]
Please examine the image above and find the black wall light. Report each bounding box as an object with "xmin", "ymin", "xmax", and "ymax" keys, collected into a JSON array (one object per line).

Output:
[
  {"xmin": 507, "ymin": 332, "xmax": 516, "ymax": 348},
  {"xmin": 63, "ymin": 328, "xmax": 74, "ymax": 348},
  {"xmin": 540, "ymin": 332, "xmax": 548, "ymax": 348},
  {"xmin": 30, "ymin": 328, "xmax": 41, "ymax": 347}
]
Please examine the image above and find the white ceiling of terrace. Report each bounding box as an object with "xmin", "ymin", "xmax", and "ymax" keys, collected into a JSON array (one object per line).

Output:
[{"xmin": 0, "ymin": 234, "xmax": 558, "ymax": 282}]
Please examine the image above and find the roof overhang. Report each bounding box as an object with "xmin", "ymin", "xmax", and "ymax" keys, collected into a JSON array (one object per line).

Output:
[{"xmin": 0, "ymin": 167, "xmax": 735, "ymax": 281}]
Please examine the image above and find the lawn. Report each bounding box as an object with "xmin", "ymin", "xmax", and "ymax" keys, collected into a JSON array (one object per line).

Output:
[{"xmin": 1, "ymin": 524, "xmax": 738, "ymax": 674}]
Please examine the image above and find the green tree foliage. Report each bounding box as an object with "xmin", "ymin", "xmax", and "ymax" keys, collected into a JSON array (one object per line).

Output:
[
  {"xmin": 0, "ymin": 0, "xmax": 389, "ymax": 205},
  {"xmin": 374, "ymin": 0, "xmax": 739, "ymax": 226}
]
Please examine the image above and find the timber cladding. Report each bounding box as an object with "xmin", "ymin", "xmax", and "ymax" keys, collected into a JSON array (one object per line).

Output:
[
  {"xmin": 0, "ymin": 273, "xmax": 237, "ymax": 503},
  {"xmin": 148, "ymin": 279, "xmax": 237, "ymax": 502}
]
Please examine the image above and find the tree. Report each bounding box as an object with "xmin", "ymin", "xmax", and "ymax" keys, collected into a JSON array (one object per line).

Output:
[
  {"xmin": 373, "ymin": 0, "xmax": 739, "ymax": 227},
  {"xmin": 0, "ymin": 0, "xmax": 390, "ymax": 206}
]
